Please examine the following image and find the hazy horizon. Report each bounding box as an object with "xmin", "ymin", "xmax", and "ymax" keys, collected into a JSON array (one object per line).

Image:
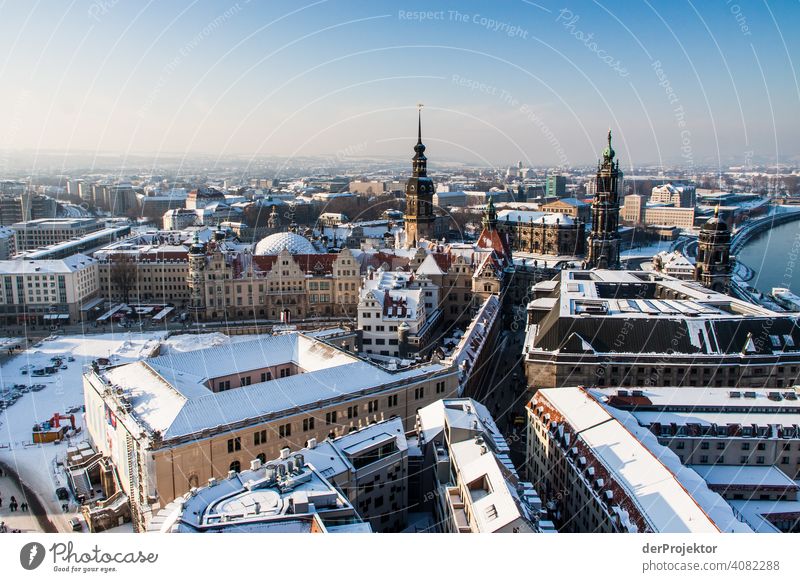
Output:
[{"xmin": 1, "ymin": 1, "xmax": 799, "ymax": 171}]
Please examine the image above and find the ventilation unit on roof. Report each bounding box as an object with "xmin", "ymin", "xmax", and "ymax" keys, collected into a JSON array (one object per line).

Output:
[
  {"xmin": 617, "ymin": 389, "xmax": 629, "ymax": 397},
  {"xmin": 768, "ymin": 392, "xmax": 783, "ymax": 401},
  {"xmin": 729, "ymin": 391, "xmax": 741, "ymax": 398},
  {"xmin": 783, "ymin": 392, "xmax": 798, "ymax": 401},
  {"xmin": 631, "ymin": 389, "xmax": 643, "ymax": 397},
  {"xmin": 744, "ymin": 391, "xmax": 757, "ymax": 399}
]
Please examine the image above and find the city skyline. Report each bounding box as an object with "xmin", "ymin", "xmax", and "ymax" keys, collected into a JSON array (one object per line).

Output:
[{"xmin": 0, "ymin": 1, "xmax": 798, "ymax": 170}]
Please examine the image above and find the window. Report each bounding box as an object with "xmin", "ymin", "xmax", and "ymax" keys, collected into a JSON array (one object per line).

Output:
[
  {"xmin": 414, "ymin": 387, "xmax": 424, "ymax": 400},
  {"xmin": 257, "ymin": 453, "xmax": 267, "ymax": 464},
  {"xmin": 368, "ymin": 400, "xmax": 378, "ymax": 413},
  {"xmin": 326, "ymin": 411, "xmax": 337, "ymax": 425},
  {"xmin": 435, "ymin": 381, "xmax": 445, "ymax": 394},
  {"xmin": 756, "ymin": 456, "xmax": 765, "ymax": 464},
  {"xmin": 700, "ymin": 442, "xmax": 709, "ymax": 450},
  {"xmin": 699, "ymin": 455, "xmax": 709, "ymax": 464},
  {"xmin": 676, "ymin": 441, "xmax": 685, "ymax": 450},
  {"xmin": 254, "ymin": 430, "xmax": 267, "ymax": 446},
  {"xmin": 227, "ymin": 437, "xmax": 241, "ymax": 453},
  {"xmin": 229, "ymin": 460, "xmax": 241, "ymax": 473},
  {"xmin": 716, "ymin": 442, "xmax": 725, "ymax": 450},
  {"xmin": 742, "ymin": 442, "xmax": 750, "ymax": 451},
  {"xmin": 347, "ymin": 405, "xmax": 358, "ymax": 419},
  {"xmin": 387, "ymin": 394, "xmax": 398, "ymax": 408},
  {"xmin": 303, "ymin": 417, "xmax": 315, "ymax": 432},
  {"xmin": 757, "ymin": 443, "xmax": 766, "ymax": 451},
  {"xmin": 279, "ymin": 423, "xmax": 291, "ymax": 438}
]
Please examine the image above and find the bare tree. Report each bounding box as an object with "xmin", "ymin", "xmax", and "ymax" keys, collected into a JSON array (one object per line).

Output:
[{"xmin": 109, "ymin": 255, "xmax": 138, "ymax": 304}]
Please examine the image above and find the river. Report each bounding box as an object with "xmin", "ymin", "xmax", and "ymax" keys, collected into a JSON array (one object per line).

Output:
[{"xmin": 736, "ymin": 218, "xmax": 800, "ymax": 294}]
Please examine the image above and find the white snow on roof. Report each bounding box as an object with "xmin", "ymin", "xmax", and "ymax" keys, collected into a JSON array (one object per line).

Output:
[
  {"xmin": 497, "ymin": 210, "xmax": 575, "ymax": 225},
  {"xmin": 593, "ymin": 386, "xmax": 800, "ymax": 410},
  {"xmin": 689, "ymin": 465, "xmax": 798, "ymax": 489},
  {"xmin": 540, "ymin": 388, "xmax": 752, "ymax": 533},
  {"xmin": 93, "ymin": 333, "xmax": 448, "ymax": 440},
  {"xmin": 0, "ymin": 253, "xmax": 96, "ymax": 274},
  {"xmin": 416, "ymin": 253, "xmax": 445, "ymax": 276}
]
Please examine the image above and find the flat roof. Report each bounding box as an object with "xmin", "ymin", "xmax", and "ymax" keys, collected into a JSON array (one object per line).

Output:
[{"xmin": 689, "ymin": 465, "xmax": 798, "ymax": 489}]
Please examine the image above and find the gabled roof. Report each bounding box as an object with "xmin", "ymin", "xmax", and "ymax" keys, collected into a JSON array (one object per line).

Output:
[
  {"xmin": 476, "ymin": 227, "xmax": 512, "ymax": 265},
  {"xmin": 416, "ymin": 253, "xmax": 445, "ymax": 276}
]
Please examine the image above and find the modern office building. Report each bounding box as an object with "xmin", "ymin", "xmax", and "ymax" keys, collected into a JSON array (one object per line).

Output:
[{"xmin": 0, "ymin": 253, "xmax": 100, "ymax": 324}]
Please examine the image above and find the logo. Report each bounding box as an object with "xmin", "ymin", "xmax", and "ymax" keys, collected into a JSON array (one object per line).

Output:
[{"xmin": 20, "ymin": 542, "xmax": 46, "ymax": 570}]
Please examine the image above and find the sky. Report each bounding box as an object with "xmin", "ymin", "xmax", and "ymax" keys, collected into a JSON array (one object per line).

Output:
[{"xmin": 0, "ymin": 0, "xmax": 798, "ymax": 169}]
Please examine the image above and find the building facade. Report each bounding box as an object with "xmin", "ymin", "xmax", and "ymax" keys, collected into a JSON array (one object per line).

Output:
[
  {"xmin": 0, "ymin": 254, "xmax": 99, "ymax": 324},
  {"xmin": 82, "ymin": 332, "xmax": 469, "ymax": 531},
  {"xmin": 523, "ymin": 269, "xmax": 800, "ymax": 390}
]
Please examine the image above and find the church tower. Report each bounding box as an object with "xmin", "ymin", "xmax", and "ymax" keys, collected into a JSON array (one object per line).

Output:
[
  {"xmin": 482, "ymin": 195, "xmax": 498, "ymax": 231},
  {"xmin": 694, "ymin": 207, "xmax": 732, "ymax": 292},
  {"xmin": 586, "ymin": 130, "xmax": 622, "ymax": 269},
  {"xmin": 187, "ymin": 232, "xmax": 207, "ymax": 317},
  {"xmin": 404, "ymin": 106, "xmax": 436, "ymax": 248}
]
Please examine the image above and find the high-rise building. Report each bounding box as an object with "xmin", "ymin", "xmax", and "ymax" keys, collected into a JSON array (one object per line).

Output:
[
  {"xmin": 585, "ymin": 130, "xmax": 622, "ymax": 269},
  {"xmin": 546, "ymin": 174, "xmax": 566, "ymax": 198},
  {"xmin": 404, "ymin": 109, "xmax": 436, "ymax": 247}
]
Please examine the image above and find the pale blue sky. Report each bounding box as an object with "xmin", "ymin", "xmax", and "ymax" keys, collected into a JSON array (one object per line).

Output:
[{"xmin": 0, "ymin": 0, "xmax": 798, "ymax": 167}]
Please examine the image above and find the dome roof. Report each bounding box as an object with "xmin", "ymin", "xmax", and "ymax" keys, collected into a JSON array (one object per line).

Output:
[{"xmin": 254, "ymin": 232, "xmax": 317, "ymax": 255}]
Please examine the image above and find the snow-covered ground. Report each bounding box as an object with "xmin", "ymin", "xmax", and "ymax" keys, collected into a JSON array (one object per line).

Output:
[
  {"xmin": 620, "ymin": 240, "xmax": 676, "ymax": 258},
  {"xmin": 0, "ymin": 332, "xmax": 166, "ymax": 531}
]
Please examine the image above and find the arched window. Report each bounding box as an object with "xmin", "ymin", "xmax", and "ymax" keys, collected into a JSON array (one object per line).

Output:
[
  {"xmin": 256, "ymin": 453, "xmax": 266, "ymax": 464},
  {"xmin": 188, "ymin": 474, "xmax": 199, "ymax": 489},
  {"xmin": 229, "ymin": 460, "xmax": 241, "ymax": 473}
]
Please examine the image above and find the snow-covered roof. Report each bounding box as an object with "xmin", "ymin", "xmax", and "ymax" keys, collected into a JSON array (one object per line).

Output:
[
  {"xmin": 593, "ymin": 386, "xmax": 800, "ymax": 410},
  {"xmin": 0, "ymin": 253, "xmax": 96, "ymax": 274},
  {"xmin": 689, "ymin": 465, "xmax": 798, "ymax": 489},
  {"xmin": 91, "ymin": 332, "xmax": 449, "ymax": 441},
  {"xmin": 416, "ymin": 253, "xmax": 445, "ymax": 276},
  {"xmin": 497, "ymin": 210, "xmax": 575, "ymax": 226},
  {"xmin": 254, "ymin": 232, "xmax": 318, "ymax": 255},
  {"xmin": 537, "ymin": 387, "xmax": 752, "ymax": 533}
]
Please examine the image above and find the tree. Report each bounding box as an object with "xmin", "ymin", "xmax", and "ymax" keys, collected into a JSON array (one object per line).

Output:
[{"xmin": 109, "ymin": 255, "xmax": 138, "ymax": 304}]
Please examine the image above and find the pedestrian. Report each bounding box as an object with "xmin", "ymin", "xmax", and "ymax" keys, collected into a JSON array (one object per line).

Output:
[
  {"xmin": 0, "ymin": 496, "xmax": 3, "ymax": 508},
  {"xmin": 21, "ymin": 501, "xmax": 27, "ymax": 511},
  {"xmin": 10, "ymin": 495, "xmax": 15, "ymax": 505}
]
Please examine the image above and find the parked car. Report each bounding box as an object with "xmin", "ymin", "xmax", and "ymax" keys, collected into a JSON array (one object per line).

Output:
[{"xmin": 68, "ymin": 517, "xmax": 82, "ymax": 531}]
